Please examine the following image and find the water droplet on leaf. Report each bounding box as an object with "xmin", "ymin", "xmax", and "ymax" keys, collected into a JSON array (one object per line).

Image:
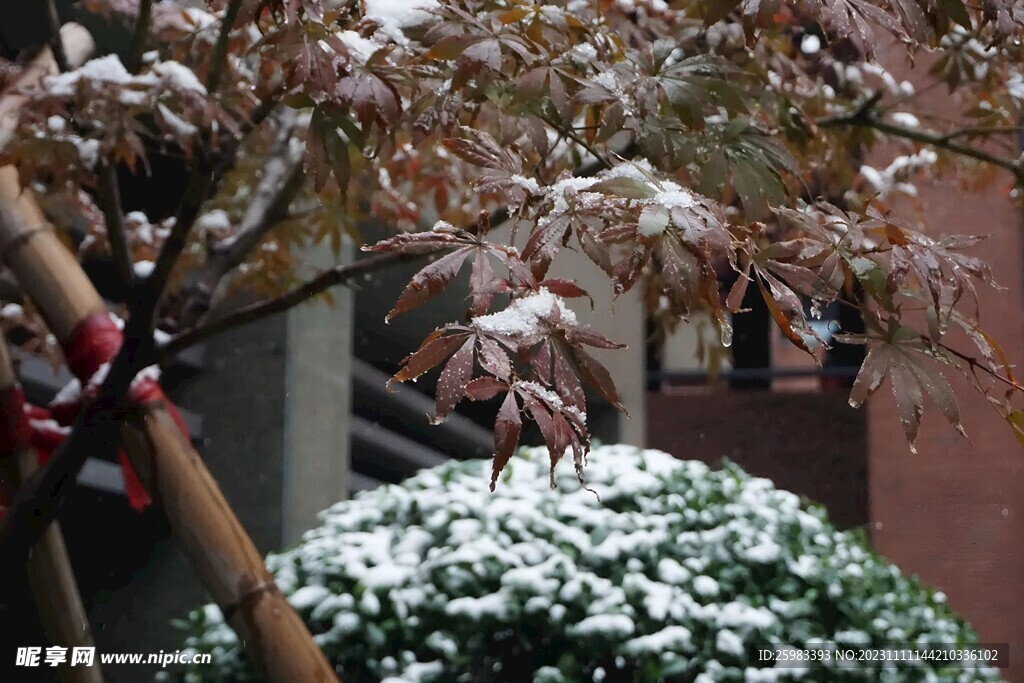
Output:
[{"xmin": 719, "ymin": 320, "xmax": 733, "ymax": 348}]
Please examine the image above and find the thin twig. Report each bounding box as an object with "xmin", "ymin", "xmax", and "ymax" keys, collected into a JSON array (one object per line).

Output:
[
  {"xmin": 850, "ymin": 91, "xmax": 884, "ymax": 120},
  {"xmin": 933, "ymin": 338, "xmax": 1024, "ymax": 393},
  {"xmin": 244, "ymin": 91, "xmax": 283, "ymax": 136},
  {"xmin": 143, "ymin": 0, "xmax": 246, "ymax": 320},
  {"xmin": 144, "ymin": 163, "xmax": 212, "ymax": 319},
  {"xmin": 161, "ymin": 194, "xmax": 510, "ymax": 358},
  {"xmin": 859, "ymin": 118, "xmax": 1021, "ymax": 180},
  {"xmin": 96, "ymin": 162, "xmax": 135, "ymax": 291},
  {"xmin": 162, "ymin": 145, "xmax": 625, "ymax": 355},
  {"xmin": 161, "ymin": 252, "xmax": 421, "ymax": 357},
  {"xmin": 205, "ymin": 0, "xmax": 243, "ymax": 94},
  {"xmin": 164, "ymin": 197, "xmax": 518, "ymax": 358},
  {"xmin": 42, "ymin": 0, "xmax": 70, "ymax": 73},
  {"xmin": 208, "ymin": 91, "xmax": 282, "ymax": 194},
  {"xmin": 214, "ymin": 157, "xmax": 304, "ymax": 274},
  {"xmin": 54, "ymin": 31, "xmax": 132, "ymax": 296},
  {"xmin": 818, "ymin": 95, "xmax": 1024, "ymax": 183},
  {"xmin": 876, "ymin": 78, "xmax": 944, "ymax": 114},
  {"xmin": 127, "ymin": 0, "xmax": 155, "ymax": 74},
  {"xmin": 0, "ymin": 342, "xmax": 156, "ymax": 563},
  {"xmin": 940, "ymin": 125, "xmax": 1024, "ymax": 142},
  {"xmin": 178, "ymin": 110, "xmax": 305, "ymax": 326},
  {"xmin": 0, "ymin": 21, "xmax": 163, "ymax": 564},
  {"xmin": 541, "ymin": 114, "xmax": 612, "ymax": 170}
]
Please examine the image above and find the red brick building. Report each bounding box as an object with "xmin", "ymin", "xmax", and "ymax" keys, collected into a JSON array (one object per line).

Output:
[
  {"xmin": 649, "ymin": 42, "xmax": 1024, "ymax": 681},
  {"xmin": 868, "ymin": 41, "xmax": 1024, "ymax": 679}
]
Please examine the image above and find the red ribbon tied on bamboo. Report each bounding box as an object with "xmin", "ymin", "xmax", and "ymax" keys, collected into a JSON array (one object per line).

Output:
[
  {"xmin": 0, "ymin": 386, "xmax": 70, "ymax": 521},
  {"xmin": 40, "ymin": 312, "xmax": 188, "ymax": 511}
]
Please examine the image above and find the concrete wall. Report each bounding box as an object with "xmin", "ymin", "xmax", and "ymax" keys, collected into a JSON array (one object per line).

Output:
[
  {"xmin": 281, "ymin": 245, "xmax": 353, "ymax": 545},
  {"xmin": 553, "ymin": 250, "xmax": 647, "ymax": 447}
]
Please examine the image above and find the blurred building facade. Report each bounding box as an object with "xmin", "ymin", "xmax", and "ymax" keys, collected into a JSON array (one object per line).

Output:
[{"xmin": 643, "ymin": 42, "xmax": 1024, "ymax": 680}]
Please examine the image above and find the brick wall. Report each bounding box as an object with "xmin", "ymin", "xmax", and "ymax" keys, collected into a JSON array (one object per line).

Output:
[
  {"xmin": 865, "ymin": 41, "xmax": 1024, "ymax": 681},
  {"xmin": 647, "ymin": 390, "xmax": 868, "ymax": 529},
  {"xmin": 867, "ymin": 181, "xmax": 1024, "ymax": 678}
]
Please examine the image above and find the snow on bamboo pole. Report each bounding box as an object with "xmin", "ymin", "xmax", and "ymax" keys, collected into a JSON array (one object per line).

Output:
[{"xmin": 0, "ymin": 342, "xmax": 104, "ymax": 683}]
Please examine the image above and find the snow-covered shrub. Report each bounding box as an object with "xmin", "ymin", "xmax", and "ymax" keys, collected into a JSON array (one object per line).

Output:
[{"xmin": 171, "ymin": 445, "xmax": 1000, "ymax": 682}]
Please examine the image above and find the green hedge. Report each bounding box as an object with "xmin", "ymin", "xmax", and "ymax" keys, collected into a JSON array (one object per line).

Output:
[{"xmin": 170, "ymin": 445, "xmax": 1002, "ymax": 682}]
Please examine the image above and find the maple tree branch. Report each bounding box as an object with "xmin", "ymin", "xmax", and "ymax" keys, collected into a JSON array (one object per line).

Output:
[
  {"xmin": 853, "ymin": 91, "xmax": 884, "ymax": 118},
  {"xmin": 939, "ymin": 125, "xmax": 1024, "ymax": 141},
  {"xmin": 534, "ymin": 131, "xmax": 564, "ymax": 184},
  {"xmin": 818, "ymin": 97, "xmax": 1024, "ymax": 183},
  {"xmin": 205, "ymin": 0, "xmax": 243, "ymax": 94},
  {"xmin": 931, "ymin": 338, "xmax": 1024, "ymax": 393},
  {"xmin": 207, "ymin": 163, "xmax": 304, "ymax": 281},
  {"xmin": 163, "ymin": 142, "xmax": 615, "ymax": 356},
  {"xmin": 42, "ymin": 0, "xmax": 70, "ymax": 73},
  {"xmin": 127, "ymin": 0, "xmax": 155, "ymax": 74},
  {"xmin": 178, "ymin": 111, "xmax": 306, "ymax": 326},
  {"xmin": 540, "ymin": 114, "xmax": 612, "ymax": 170},
  {"xmin": 96, "ymin": 161, "xmax": 135, "ymax": 291},
  {"xmin": 209, "ymin": 90, "xmax": 282, "ymax": 195},
  {"xmin": 161, "ymin": 252, "xmax": 421, "ymax": 358},
  {"xmin": 143, "ymin": 0, "xmax": 258, "ymax": 325},
  {"xmin": 144, "ymin": 159, "xmax": 212, "ymax": 325},
  {"xmin": 865, "ymin": 119, "xmax": 1022, "ymax": 180},
  {"xmin": 0, "ymin": 253, "xmax": 157, "ymax": 564},
  {"xmin": 46, "ymin": 16, "xmax": 131, "ymax": 297},
  {"xmin": 243, "ymin": 91, "xmax": 281, "ymax": 133},
  {"xmin": 0, "ymin": 357, "xmax": 148, "ymax": 566}
]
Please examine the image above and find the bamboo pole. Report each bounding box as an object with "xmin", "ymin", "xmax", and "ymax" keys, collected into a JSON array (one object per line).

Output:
[
  {"xmin": 0, "ymin": 165, "xmax": 103, "ymax": 339},
  {"xmin": 0, "ymin": 344, "xmax": 104, "ymax": 683},
  {"xmin": 143, "ymin": 405, "xmax": 340, "ymax": 680},
  {"xmin": 0, "ymin": 189, "xmax": 340, "ymax": 683},
  {"xmin": 0, "ymin": 25, "xmax": 104, "ymax": 683},
  {"xmin": 0, "ymin": 25, "xmax": 101, "ymax": 342},
  {"xmin": 0, "ymin": 27, "xmax": 339, "ymax": 683}
]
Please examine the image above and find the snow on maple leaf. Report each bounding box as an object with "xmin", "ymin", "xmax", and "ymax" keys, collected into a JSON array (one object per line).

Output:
[
  {"xmin": 364, "ymin": 0, "xmax": 440, "ymax": 43},
  {"xmin": 472, "ymin": 288, "xmax": 577, "ymax": 339}
]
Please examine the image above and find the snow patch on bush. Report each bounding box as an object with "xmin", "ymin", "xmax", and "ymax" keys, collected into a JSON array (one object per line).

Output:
[{"xmin": 172, "ymin": 445, "xmax": 1002, "ymax": 682}]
